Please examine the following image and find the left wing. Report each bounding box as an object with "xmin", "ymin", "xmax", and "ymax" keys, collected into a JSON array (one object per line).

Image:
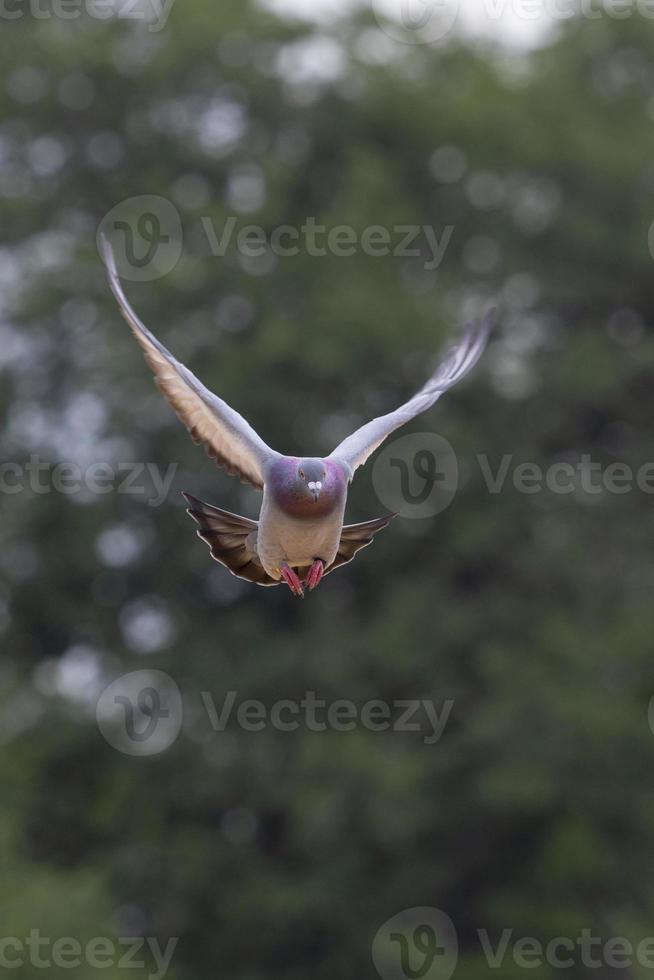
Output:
[
  {"xmin": 327, "ymin": 310, "xmax": 494, "ymax": 479},
  {"xmin": 101, "ymin": 236, "xmax": 280, "ymax": 489}
]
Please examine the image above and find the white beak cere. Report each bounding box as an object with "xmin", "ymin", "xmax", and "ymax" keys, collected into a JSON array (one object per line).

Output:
[{"xmin": 307, "ymin": 481, "xmax": 322, "ymax": 493}]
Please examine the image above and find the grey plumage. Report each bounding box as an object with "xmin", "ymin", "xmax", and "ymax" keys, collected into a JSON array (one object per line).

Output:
[
  {"xmin": 101, "ymin": 236, "xmax": 493, "ymax": 596},
  {"xmin": 327, "ymin": 313, "xmax": 494, "ymax": 477}
]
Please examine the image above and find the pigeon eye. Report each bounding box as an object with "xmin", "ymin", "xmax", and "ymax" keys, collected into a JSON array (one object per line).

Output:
[{"xmin": 299, "ymin": 469, "xmax": 304, "ymax": 479}]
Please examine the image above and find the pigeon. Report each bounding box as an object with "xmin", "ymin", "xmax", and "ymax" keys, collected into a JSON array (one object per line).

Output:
[{"xmin": 102, "ymin": 238, "xmax": 493, "ymax": 597}]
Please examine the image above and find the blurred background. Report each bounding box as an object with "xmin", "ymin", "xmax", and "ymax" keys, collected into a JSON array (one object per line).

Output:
[{"xmin": 2, "ymin": 0, "xmax": 654, "ymax": 977}]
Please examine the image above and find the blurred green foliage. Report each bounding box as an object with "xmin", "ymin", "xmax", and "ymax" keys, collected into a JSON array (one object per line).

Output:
[{"xmin": 1, "ymin": 1, "xmax": 654, "ymax": 977}]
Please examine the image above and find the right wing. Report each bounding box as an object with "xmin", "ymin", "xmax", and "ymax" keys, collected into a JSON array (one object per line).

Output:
[{"xmin": 101, "ymin": 236, "xmax": 279, "ymax": 489}]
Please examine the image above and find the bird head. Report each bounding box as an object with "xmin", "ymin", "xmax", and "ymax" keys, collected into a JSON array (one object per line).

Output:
[
  {"xmin": 296, "ymin": 458, "xmax": 326, "ymax": 502},
  {"xmin": 269, "ymin": 456, "xmax": 346, "ymax": 518}
]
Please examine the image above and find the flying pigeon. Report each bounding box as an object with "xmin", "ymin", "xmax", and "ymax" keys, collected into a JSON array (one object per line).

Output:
[{"xmin": 102, "ymin": 238, "xmax": 493, "ymax": 597}]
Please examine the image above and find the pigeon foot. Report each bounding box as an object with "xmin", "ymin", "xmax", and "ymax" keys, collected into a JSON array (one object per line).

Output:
[
  {"xmin": 305, "ymin": 559, "xmax": 325, "ymax": 591},
  {"xmin": 280, "ymin": 564, "xmax": 304, "ymax": 598}
]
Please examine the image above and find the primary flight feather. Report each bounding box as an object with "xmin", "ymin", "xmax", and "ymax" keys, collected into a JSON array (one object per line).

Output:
[{"xmin": 102, "ymin": 237, "xmax": 493, "ymax": 597}]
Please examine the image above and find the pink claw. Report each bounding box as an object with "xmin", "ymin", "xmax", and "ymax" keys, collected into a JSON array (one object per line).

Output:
[
  {"xmin": 280, "ymin": 564, "xmax": 304, "ymax": 598},
  {"xmin": 305, "ymin": 559, "xmax": 325, "ymax": 591}
]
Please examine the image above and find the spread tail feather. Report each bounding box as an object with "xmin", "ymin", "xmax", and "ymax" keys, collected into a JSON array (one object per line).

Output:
[
  {"xmin": 182, "ymin": 492, "xmax": 278, "ymax": 586},
  {"xmin": 183, "ymin": 492, "xmax": 396, "ymax": 587},
  {"xmin": 326, "ymin": 513, "xmax": 397, "ymax": 574}
]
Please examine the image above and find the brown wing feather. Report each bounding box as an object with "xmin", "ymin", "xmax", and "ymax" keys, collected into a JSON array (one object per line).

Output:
[{"xmin": 183, "ymin": 493, "xmax": 279, "ymax": 587}]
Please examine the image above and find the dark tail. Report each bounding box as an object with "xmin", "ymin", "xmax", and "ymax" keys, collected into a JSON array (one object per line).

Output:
[
  {"xmin": 327, "ymin": 513, "xmax": 397, "ymax": 574},
  {"xmin": 183, "ymin": 493, "xmax": 278, "ymax": 586}
]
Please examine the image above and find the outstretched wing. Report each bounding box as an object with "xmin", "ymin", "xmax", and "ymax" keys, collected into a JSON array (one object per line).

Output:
[
  {"xmin": 101, "ymin": 236, "xmax": 280, "ymax": 489},
  {"xmin": 326, "ymin": 514, "xmax": 396, "ymax": 574},
  {"xmin": 328, "ymin": 310, "xmax": 494, "ymax": 478}
]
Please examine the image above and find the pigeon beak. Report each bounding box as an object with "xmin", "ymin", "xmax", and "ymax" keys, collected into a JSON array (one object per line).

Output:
[{"xmin": 307, "ymin": 481, "xmax": 322, "ymax": 502}]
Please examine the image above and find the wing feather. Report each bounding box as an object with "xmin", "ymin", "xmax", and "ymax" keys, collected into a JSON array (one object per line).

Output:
[
  {"xmin": 328, "ymin": 310, "xmax": 494, "ymax": 477},
  {"xmin": 101, "ymin": 237, "xmax": 279, "ymax": 489}
]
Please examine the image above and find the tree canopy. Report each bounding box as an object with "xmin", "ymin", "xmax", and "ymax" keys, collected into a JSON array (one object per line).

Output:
[{"xmin": 1, "ymin": 2, "xmax": 654, "ymax": 977}]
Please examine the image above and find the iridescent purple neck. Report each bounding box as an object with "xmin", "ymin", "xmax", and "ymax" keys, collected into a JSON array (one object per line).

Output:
[{"xmin": 268, "ymin": 457, "xmax": 346, "ymax": 519}]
